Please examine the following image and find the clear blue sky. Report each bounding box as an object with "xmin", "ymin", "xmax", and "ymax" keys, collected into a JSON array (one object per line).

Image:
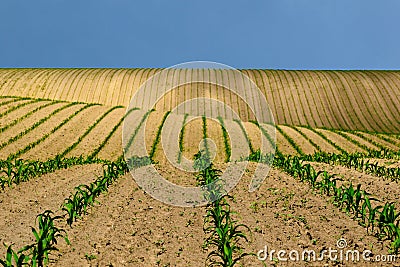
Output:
[{"xmin": 0, "ymin": 0, "xmax": 399, "ymax": 69}]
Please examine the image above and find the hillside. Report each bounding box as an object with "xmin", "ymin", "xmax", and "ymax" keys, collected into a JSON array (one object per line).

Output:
[{"xmin": 1, "ymin": 69, "xmax": 399, "ymax": 133}]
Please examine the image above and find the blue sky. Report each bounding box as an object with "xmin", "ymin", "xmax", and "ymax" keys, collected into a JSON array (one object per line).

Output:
[{"xmin": 0, "ymin": 0, "xmax": 399, "ymax": 69}]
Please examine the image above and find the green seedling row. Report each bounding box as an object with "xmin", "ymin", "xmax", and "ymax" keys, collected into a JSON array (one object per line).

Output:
[
  {"xmin": 233, "ymin": 119, "xmax": 254, "ymax": 154},
  {"xmin": 0, "ymin": 156, "xmax": 107, "ymax": 190},
  {"xmin": 62, "ymin": 158, "xmax": 128, "ymax": 226},
  {"xmin": 0, "ymin": 99, "xmax": 38, "ymax": 119},
  {"xmin": 301, "ymin": 151, "xmax": 400, "ymax": 181},
  {"xmin": 58, "ymin": 106, "xmax": 123, "ymax": 158},
  {"xmin": 217, "ymin": 116, "xmax": 231, "ymax": 163},
  {"xmin": 275, "ymin": 124, "xmax": 304, "ymax": 155},
  {"xmin": 88, "ymin": 107, "xmax": 139, "ymax": 161},
  {"xmin": 304, "ymin": 126, "xmax": 347, "ymax": 154},
  {"xmin": 8, "ymin": 104, "xmax": 97, "ymax": 160},
  {"xmin": 193, "ymin": 151, "xmax": 253, "ymax": 266},
  {"xmin": 177, "ymin": 113, "xmax": 189, "ymax": 164},
  {"xmin": 1, "ymin": 210, "xmax": 69, "ymax": 267},
  {"xmin": 149, "ymin": 111, "xmax": 171, "ymax": 161},
  {"xmin": 287, "ymin": 125, "xmax": 321, "ymax": 151},
  {"xmin": 122, "ymin": 109, "xmax": 154, "ymax": 157},
  {"xmin": 248, "ymin": 152, "xmax": 400, "ymax": 254},
  {"xmin": 0, "ymin": 101, "xmax": 60, "ymax": 134},
  {"xmin": 0, "ymin": 102, "xmax": 78, "ymax": 151}
]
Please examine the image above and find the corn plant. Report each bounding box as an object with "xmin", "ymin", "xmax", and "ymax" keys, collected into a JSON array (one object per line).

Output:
[
  {"xmin": 194, "ymin": 151, "xmax": 253, "ymax": 266},
  {"xmin": 316, "ymin": 171, "xmax": 341, "ymax": 196},
  {"xmin": 204, "ymin": 198, "xmax": 252, "ymax": 267},
  {"xmin": 62, "ymin": 159, "xmax": 128, "ymax": 227},
  {"xmin": 19, "ymin": 210, "xmax": 69, "ymax": 267},
  {"xmin": 0, "ymin": 245, "xmax": 29, "ymax": 267},
  {"xmin": 217, "ymin": 116, "xmax": 231, "ymax": 163},
  {"xmin": 376, "ymin": 202, "xmax": 400, "ymax": 240},
  {"xmin": 360, "ymin": 194, "xmax": 380, "ymax": 233}
]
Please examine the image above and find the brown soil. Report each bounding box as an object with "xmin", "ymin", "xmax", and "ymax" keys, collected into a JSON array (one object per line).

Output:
[
  {"xmin": 0, "ymin": 164, "xmax": 103, "ymax": 256},
  {"xmin": 0, "ymin": 97, "xmax": 16, "ymax": 104},
  {"xmin": 206, "ymin": 117, "xmax": 228, "ymax": 163},
  {"xmin": 357, "ymin": 132, "xmax": 400, "ymax": 151},
  {"xmin": 53, "ymin": 173, "xmax": 208, "ymax": 267},
  {"xmin": 307, "ymin": 162, "xmax": 400, "ymax": 206},
  {"xmin": 273, "ymin": 126, "xmax": 298, "ymax": 155},
  {"xmin": 181, "ymin": 116, "xmax": 204, "ymax": 161},
  {"xmin": 0, "ymin": 100, "xmax": 52, "ymax": 129},
  {"xmin": 368, "ymin": 158, "xmax": 400, "ymax": 169},
  {"xmin": 0, "ymin": 99, "xmax": 32, "ymax": 114},
  {"xmin": 339, "ymin": 131, "xmax": 379, "ymax": 150},
  {"xmin": 0, "ymin": 104, "xmax": 84, "ymax": 159},
  {"xmin": 2, "ymin": 69, "xmax": 399, "ymax": 133},
  {"xmin": 65, "ymin": 108, "xmax": 125, "ymax": 158},
  {"xmin": 96, "ymin": 122, "xmax": 123, "ymax": 161},
  {"xmin": 377, "ymin": 134, "xmax": 400, "ymax": 147},
  {"xmin": 316, "ymin": 129, "xmax": 365, "ymax": 154},
  {"xmin": 296, "ymin": 126, "xmax": 339, "ymax": 153},
  {"xmin": 0, "ymin": 102, "xmax": 67, "ymax": 157},
  {"xmin": 22, "ymin": 105, "xmax": 112, "ymax": 160},
  {"xmin": 144, "ymin": 110, "xmax": 168, "ymax": 159},
  {"xmin": 242, "ymin": 121, "xmax": 263, "ymax": 153},
  {"xmin": 34, "ymin": 163, "xmax": 395, "ymax": 266},
  {"xmin": 279, "ymin": 125, "xmax": 317, "ymax": 155},
  {"xmin": 231, "ymin": 164, "xmax": 394, "ymax": 266}
]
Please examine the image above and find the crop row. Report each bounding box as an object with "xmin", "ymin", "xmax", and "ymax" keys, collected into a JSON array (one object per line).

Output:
[
  {"xmin": 0, "ymin": 97, "xmax": 29, "ymax": 108},
  {"xmin": 57, "ymin": 106, "xmax": 124, "ymax": 158},
  {"xmin": 0, "ymin": 99, "xmax": 37, "ymax": 119},
  {"xmin": 4, "ymin": 69, "xmax": 400, "ymax": 132},
  {"xmin": 193, "ymin": 151, "xmax": 253, "ymax": 266},
  {"xmin": 87, "ymin": 107, "xmax": 139, "ymax": 161},
  {"xmin": 122, "ymin": 109, "xmax": 154, "ymax": 157},
  {"xmin": 8, "ymin": 104, "xmax": 96, "ymax": 160},
  {"xmin": 248, "ymin": 152, "xmax": 400, "ymax": 253},
  {"xmin": 149, "ymin": 111, "xmax": 171, "ymax": 161},
  {"xmin": 177, "ymin": 113, "xmax": 189, "ymax": 164},
  {"xmin": 0, "ymin": 156, "xmax": 107, "ymax": 190},
  {"xmin": 0, "ymin": 158, "xmax": 130, "ymax": 266},
  {"xmin": 301, "ymin": 151, "xmax": 400, "ymax": 181},
  {"xmin": 0, "ymin": 103, "xmax": 79, "ymax": 152},
  {"xmin": 62, "ymin": 159, "xmax": 128, "ymax": 226},
  {"xmin": 234, "ymin": 119, "xmax": 254, "ymax": 154},
  {"xmin": 217, "ymin": 117, "xmax": 232, "ymax": 163},
  {"xmin": 0, "ymin": 101, "xmax": 60, "ymax": 134}
]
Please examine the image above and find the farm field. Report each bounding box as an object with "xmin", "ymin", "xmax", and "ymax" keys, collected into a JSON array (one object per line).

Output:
[{"xmin": 0, "ymin": 69, "xmax": 399, "ymax": 266}]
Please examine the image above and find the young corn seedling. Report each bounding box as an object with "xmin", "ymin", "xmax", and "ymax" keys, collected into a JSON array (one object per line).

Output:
[
  {"xmin": 361, "ymin": 194, "xmax": 380, "ymax": 234},
  {"xmin": 19, "ymin": 210, "xmax": 69, "ymax": 267},
  {"xmin": 376, "ymin": 202, "xmax": 400, "ymax": 240},
  {"xmin": 194, "ymin": 151, "xmax": 253, "ymax": 266},
  {"xmin": 204, "ymin": 198, "xmax": 252, "ymax": 267},
  {"xmin": 0, "ymin": 245, "xmax": 29, "ymax": 267},
  {"xmin": 316, "ymin": 171, "xmax": 341, "ymax": 196}
]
